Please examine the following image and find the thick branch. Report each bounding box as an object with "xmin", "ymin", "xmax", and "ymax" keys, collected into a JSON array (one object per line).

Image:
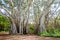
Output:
[
  {"xmin": 21, "ymin": 0, "xmax": 33, "ymax": 15},
  {"xmin": 47, "ymin": 0, "xmax": 55, "ymax": 8},
  {"xmin": 0, "ymin": 6, "xmax": 13, "ymax": 18}
]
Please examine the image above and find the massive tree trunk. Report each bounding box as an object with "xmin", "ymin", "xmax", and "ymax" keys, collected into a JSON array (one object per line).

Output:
[
  {"xmin": 17, "ymin": 0, "xmax": 24, "ymax": 34},
  {"xmin": 39, "ymin": 0, "xmax": 55, "ymax": 33},
  {"xmin": 26, "ymin": 24, "xmax": 30, "ymax": 34},
  {"xmin": 10, "ymin": 21, "xmax": 17, "ymax": 34},
  {"xmin": 19, "ymin": 22, "xmax": 23, "ymax": 34},
  {"xmin": 39, "ymin": 13, "xmax": 46, "ymax": 33},
  {"xmin": 26, "ymin": 8, "xmax": 30, "ymax": 34},
  {"xmin": 39, "ymin": 6, "xmax": 49, "ymax": 33}
]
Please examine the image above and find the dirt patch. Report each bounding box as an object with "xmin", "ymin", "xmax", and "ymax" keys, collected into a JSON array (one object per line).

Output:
[{"xmin": 0, "ymin": 34, "xmax": 60, "ymax": 40}]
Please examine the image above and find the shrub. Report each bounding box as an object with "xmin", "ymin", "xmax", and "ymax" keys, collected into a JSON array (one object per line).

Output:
[
  {"xmin": 0, "ymin": 16, "xmax": 10, "ymax": 32},
  {"xmin": 38, "ymin": 29, "xmax": 60, "ymax": 37},
  {"xmin": 29, "ymin": 24, "xmax": 35, "ymax": 34}
]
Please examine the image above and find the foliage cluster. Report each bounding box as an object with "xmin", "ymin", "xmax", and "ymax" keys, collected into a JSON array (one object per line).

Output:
[{"xmin": 0, "ymin": 15, "xmax": 10, "ymax": 31}]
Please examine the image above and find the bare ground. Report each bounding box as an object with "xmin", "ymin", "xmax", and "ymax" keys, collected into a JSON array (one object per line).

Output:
[{"xmin": 0, "ymin": 34, "xmax": 60, "ymax": 40}]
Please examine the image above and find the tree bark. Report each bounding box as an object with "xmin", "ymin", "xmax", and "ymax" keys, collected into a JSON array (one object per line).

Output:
[
  {"xmin": 10, "ymin": 22, "xmax": 17, "ymax": 34},
  {"xmin": 39, "ymin": 13, "xmax": 46, "ymax": 33}
]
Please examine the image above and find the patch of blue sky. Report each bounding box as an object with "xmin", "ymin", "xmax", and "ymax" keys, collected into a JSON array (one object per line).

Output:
[
  {"xmin": 1, "ymin": 0, "xmax": 6, "ymax": 5},
  {"xmin": 0, "ymin": 0, "xmax": 9, "ymax": 16}
]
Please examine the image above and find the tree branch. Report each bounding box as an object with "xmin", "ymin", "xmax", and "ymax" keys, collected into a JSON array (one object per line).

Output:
[
  {"xmin": 9, "ymin": 0, "xmax": 14, "ymax": 7},
  {"xmin": 47, "ymin": 0, "xmax": 55, "ymax": 8},
  {"xmin": 21, "ymin": 0, "xmax": 33, "ymax": 15},
  {"xmin": 0, "ymin": 6, "xmax": 13, "ymax": 18}
]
